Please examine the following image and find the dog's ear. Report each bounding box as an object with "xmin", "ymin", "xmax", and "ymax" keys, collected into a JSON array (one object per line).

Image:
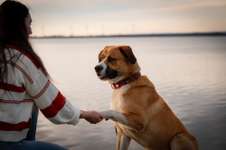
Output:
[{"xmin": 119, "ymin": 46, "xmax": 137, "ymax": 64}]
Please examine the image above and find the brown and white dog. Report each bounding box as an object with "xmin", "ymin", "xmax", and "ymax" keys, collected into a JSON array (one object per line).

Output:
[{"xmin": 96, "ymin": 45, "xmax": 198, "ymax": 150}]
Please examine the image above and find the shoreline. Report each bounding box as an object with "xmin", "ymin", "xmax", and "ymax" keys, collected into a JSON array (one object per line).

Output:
[{"xmin": 32, "ymin": 32, "xmax": 226, "ymax": 39}]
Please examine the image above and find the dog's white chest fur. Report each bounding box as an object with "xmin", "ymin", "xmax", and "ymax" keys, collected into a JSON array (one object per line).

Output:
[{"xmin": 111, "ymin": 84, "xmax": 130, "ymax": 111}]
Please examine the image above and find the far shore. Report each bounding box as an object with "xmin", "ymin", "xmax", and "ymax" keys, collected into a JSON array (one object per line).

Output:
[{"xmin": 32, "ymin": 32, "xmax": 226, "ymax": 39}]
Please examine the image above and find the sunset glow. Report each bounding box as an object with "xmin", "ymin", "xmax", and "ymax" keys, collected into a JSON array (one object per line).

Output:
[{"xmin": 9, "ymin": 0, "xmax": 226, "ymax": 36}]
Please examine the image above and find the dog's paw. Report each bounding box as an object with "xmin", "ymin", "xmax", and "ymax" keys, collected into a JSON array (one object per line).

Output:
[
  {"xmin": 100, "ymin": 110, "xmax": 116, "ymax": 121},
  {"xmin": 100, "ymin": 110, "xmax": 129, "ymax": 125}
]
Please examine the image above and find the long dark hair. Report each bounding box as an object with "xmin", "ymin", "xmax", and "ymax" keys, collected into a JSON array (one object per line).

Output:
[{"xmin": 0, "ymin": 0, "xmax": 48, "ymax": 82}]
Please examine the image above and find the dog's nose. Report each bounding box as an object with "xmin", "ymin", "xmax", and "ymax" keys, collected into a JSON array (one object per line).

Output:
[{"xmin": 95, "ymin": 65, "xmax": 103, "ymax": 72}]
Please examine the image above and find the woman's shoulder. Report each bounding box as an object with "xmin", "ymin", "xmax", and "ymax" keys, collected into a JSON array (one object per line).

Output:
[
  {"xmin": 6, "ymin": 47, "xmax": 45, "ymax": 83},
  {"xmin": 5, "ymin": 46, "xmax": 48, "ymax": 79},
  {"xmin": 6, "ymin": 47, "xmax": 37, "ymax": 68}
]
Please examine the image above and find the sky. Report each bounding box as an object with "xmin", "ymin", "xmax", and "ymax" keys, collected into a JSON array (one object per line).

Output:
[{"xmin": 1, "ymin": 0, "xmax": 226, "ymax": 36}]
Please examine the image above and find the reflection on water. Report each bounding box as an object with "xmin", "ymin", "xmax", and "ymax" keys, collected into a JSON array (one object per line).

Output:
[{"xmin": 32, "ymin": 36, "xmax": 226, "ymax": 150}]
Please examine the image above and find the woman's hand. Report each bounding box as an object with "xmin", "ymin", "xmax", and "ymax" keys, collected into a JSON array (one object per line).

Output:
[{"xmin": 80, "ymin": 110, "xmax": 103, "ymax": 124}]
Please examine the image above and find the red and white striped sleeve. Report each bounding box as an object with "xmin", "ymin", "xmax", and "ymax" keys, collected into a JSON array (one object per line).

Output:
[{"xmin": 16, "ymin": 54, "xmax": 80, "ymax": 125}]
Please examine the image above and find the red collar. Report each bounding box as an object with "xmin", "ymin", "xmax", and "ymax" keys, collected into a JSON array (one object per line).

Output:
[{"xmin": 111, "ymin": 72, "xmax": 141, "ymax": 89}]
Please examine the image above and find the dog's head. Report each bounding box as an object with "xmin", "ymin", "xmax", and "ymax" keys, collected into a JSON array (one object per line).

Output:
[{"xmin": 95, "ymin": 45, "xmax": 140, "ymax": 83}]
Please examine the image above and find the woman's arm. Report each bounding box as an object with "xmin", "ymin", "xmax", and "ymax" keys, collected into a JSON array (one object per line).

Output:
[{"xmin": 18, "ymin": 54, "xmax": 102, "ymax": 125}]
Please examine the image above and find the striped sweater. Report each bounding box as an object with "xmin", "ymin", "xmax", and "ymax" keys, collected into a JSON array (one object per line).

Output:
[{"xmin": 0, "ymin": 46, "xmax": 80, "ymax": 142}]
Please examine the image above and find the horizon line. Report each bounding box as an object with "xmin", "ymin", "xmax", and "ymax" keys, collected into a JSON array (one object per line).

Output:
[{"xmin": 31, "ymin": 31, "xmax": 226, "ymax": 39}]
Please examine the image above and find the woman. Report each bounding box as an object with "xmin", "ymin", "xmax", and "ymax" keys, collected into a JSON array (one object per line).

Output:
[{"xmin": 0, "ymin": 0, "xmax": 103, "ymax": 149}]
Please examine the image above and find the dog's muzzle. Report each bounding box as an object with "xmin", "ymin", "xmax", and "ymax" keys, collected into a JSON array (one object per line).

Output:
[{"xmin": 95, "ymin": 63, "xmax": 118, "ymax": 79}]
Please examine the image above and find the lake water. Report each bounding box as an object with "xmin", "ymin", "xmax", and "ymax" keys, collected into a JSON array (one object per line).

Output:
[{"xmin": 31, "ymin": 36, "xmax": 226, "ymax": 150}]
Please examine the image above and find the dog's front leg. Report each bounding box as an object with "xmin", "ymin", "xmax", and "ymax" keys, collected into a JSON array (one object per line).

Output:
[
  {"xmin": 120, "ymin": 134, "xmax": 131, "ymax": 150},
  {"xmin": 115, "ymin": 127, "xmax": 123, "ymax": 150},
  {"xmin": 101, "ymin": 110, "xmax": 144, "ymax": 132},
  {"xmin": 115, "ymin": 127, "xmax": 131, "ymax": 150},
  {"xmin": 101, "ymin": 110, "xmax": 129, "ymax": 125}
]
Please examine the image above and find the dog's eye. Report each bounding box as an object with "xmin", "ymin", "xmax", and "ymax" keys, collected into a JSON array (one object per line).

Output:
[{"xmin": 108, "ymin": 56, "xmax": 116, "ymax": 63}]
